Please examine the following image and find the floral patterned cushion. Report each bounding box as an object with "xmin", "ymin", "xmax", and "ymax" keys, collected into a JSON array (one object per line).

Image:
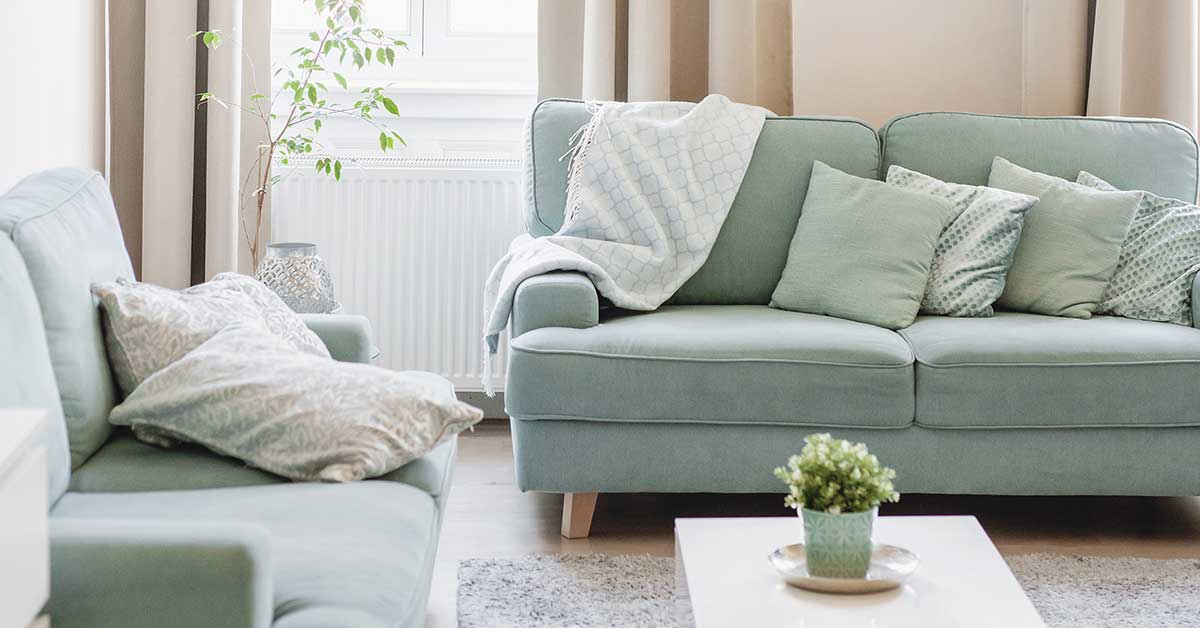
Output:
[
  {"xmin": 108, "ymin": 322, "xmax": 482, "ymax": 481},
  {"xmin": 92, "ymin": 272, "xmax": 330, "ymax": 396}
]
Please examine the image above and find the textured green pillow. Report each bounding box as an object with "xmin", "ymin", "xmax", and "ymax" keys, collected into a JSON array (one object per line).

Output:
[
  {"xmin": 988, "ymin": 157, "xmax": 1141, "ymax": 319},
  {"xmin": 770, "ymin": 161, "xmax": 958, "ymax": 329}
]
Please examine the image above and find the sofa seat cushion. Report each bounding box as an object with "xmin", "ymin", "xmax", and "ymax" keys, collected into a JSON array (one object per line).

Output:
[
  {"xmin": 506, "ymin": 305, "xmax": 915, "ymax": 428},
  {"xmin": 51, "ymin": 482, "xmax": 440, "ymax": 628},
  {"xmin": 70, "ymin": 428, "xmax": 456, "ymax": 502},
  {"xmin": 901, "ymin": 312, "xmax": 1200, "ymax": 428}
]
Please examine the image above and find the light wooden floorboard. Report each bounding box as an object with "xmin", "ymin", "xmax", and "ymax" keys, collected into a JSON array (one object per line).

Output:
[{"xmin": 426, "ymin": 420, "xmax": 1200, "ymax": 627}]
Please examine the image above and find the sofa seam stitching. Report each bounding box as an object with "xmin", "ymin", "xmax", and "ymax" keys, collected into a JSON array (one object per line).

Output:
[
  {"xmin": 507, "ymin": 413, "xmax": 913, "ymax": 429},
  {"xmin": 6, "ymin": 172, "xmax": 101, "ymax": 242},
  {"xmin": 509, "ymin": 345, "xmax": 913, "ymax": 368},
  {"xmin": 910, "ymin": 357, "xmax": 1200, "ymax": 368},
  {"xmin": 914, "ymin": 420, "xmax": 1200, "ymax": 430},
  {"xmin": 878, "ymin": 111, "xmax": 1200, "ymax": 199},
  {"xmin": 528, "ymin": 98, "xmax": 879, "ymax": 233}
]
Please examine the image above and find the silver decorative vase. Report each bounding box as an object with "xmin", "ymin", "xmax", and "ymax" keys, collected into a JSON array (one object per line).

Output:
[{"xmin": 255, "ymin": 242, "xmax": 339, "ymax": 314}]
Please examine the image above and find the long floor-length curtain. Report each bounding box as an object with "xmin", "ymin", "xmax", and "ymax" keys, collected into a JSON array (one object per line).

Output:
[
  {"xmin": 108, "ymin": 0, "xmax": 267, "ymax": 287},
  {"xmin": 540, "ymin": 0, "xmax": 792, "ymax": 114},
  {"xmin": 1087, "ymin": 0, "xmax": 1199, "ymax": 133},
  {"xmin": 539, "ymin": 0, "xmax": 1110, "ymax": 127}
]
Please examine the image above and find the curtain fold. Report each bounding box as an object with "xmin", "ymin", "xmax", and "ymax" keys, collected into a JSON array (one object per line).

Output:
[
  {"xmin": 108, "ymin": 0, "xmax": 267, "ymax": 287},
  {"xmin": 140, "ymin": 0, "xmax": 198, "ymax": 288},
  {"xmin": 205, "ymin": 0, "xmax": 243, "ymax": 280},
  {"xmin": 540, "ymin": 0, "xmax": 790, "ymax": 112},
  {"xmin": 1087, "ymin": 0, "xmax": 1198, "ymax": 133},
  {"xmin": 543, "ymin": 0, "xmax": 1185, "ymax": 129}
]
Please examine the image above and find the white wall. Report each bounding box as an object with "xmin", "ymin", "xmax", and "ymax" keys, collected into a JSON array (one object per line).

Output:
[
  {"xmin": 0, "ymin": 2, "xmax": 107, "ymax": 194},
  {"xmin": 791, "ymin": 0, "xmax": 1090, "ymax": 127}
]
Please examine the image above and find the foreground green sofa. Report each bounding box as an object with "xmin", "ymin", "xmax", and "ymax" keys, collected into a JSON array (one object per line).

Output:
[
  {"xmin": 509, "ymin": 103, "xmax": 1200, "ymax": 537},
  {"xmin": 0, "ymin": 169, "xmax": 454, "ymax": 628}
]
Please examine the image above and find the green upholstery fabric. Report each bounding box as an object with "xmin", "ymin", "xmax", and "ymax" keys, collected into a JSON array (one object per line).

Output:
[
  {"xmin": 506, "ymin": 305, "xmax": 914, "ymax": 427},
  {"xmin": 988, "ymin": 157, "xmax": 1141, "ymax": 318},
  {"xmin": 769, "ymin": 161, "xmax": 957, "ymax": 329},
  {"xmin": 70, "ymin": 429, "xmax": 457, "ymax": 504},
  {"xmin": 510, "ymin": 419, "xmax": 1200, "ymax": 495},
  {"xmin": 669, "ymin": 119, "xmax": 881, "ymax": 304},
  {"xmin": 880, "ymin": 112, "xmax": 1199, "ymax": 203},
  {"xmin": 0, "ymin": 237, "xmax": 71, "ymax": 503},
  {"xmin": 51, "ymin": 482, "xmax": 440, "ymax": 628},
  {"xmin": 900, "ymin": 312, "xmax": 1200, "ymax": 428},
  {"xmin": 49, "ymin": 518, "xmax": 273, "ymax": 628},
  {"xmin": 526, "ymin": 99, "xmax": 881, "ymax": 305},
  {"xmin": 525, "ymin": 99, "xmax": 592, "ymax": 235},
  {"xmin": 298, "ymin": 314, "xmax": 378, "ymax": 363},
  {"xmin": 508, "ymin": 111, "xmax": 1200, "ymax": 500},
  {"xmin": 511, "ymin": 272, "xmax": 600, "ymax": 338},
  {"xmin": 1193, "ymin": 272, "xmax": 1200, "ymax": 327},
  {"xmin": 0, "ymin": 168, "xmax": 135, "ymax": 467}
]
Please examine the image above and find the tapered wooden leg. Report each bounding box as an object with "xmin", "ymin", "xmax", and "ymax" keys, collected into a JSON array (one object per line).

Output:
[{"xmin": 561, "ymin": 492, "xmax": 598, "ymax": 538}]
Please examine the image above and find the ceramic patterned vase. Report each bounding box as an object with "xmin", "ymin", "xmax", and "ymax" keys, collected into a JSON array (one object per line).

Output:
[
  {"xmin": 801, "ymin": 507, "xmax": 876, "ymax": 578},
  {"xmin": 255, "ymin": 242, "xmax": 338, "ymax": 314}
]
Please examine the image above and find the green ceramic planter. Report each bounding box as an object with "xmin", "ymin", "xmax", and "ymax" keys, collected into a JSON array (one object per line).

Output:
[{"xmin": 801, "ymin": 507, "xmax": 876, "ymax": 578}]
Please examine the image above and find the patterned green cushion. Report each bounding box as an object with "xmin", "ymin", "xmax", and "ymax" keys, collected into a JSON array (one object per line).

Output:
[
  {"xmin": 1076, "ymin": 171, "xmax": 1200, "ymax": 325},
  {"xmin": 988, "ymin": 157, "xmax": 1142, "ymax": 319},
  {"xmin": 770, "ymin": 162, "xmax": 958, "ymax": 329},
  {"xmin": 886, "ymin": 166, "xmax": 1038, "ymax": 317}
]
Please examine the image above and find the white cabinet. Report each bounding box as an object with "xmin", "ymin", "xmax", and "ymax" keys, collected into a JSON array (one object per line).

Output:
[{"xmin": 0, "ymin": 410, "xmax": 49, "ymax": 628}]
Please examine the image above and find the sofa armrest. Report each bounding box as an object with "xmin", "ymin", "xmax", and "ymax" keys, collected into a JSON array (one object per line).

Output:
[
  {"xmin": 512, "ymin": 272, "xmax": 600, "ymax": 338},
  {"xmin": 49, "ymin": 519, "xmax": 273, "ymax": 628},
  {"xmin": 300, "ymin": 313, "xmax": 379, "ymax": 363},
  {"xmin": 1193, "ymin": 273, "xmax": 1200, "ymax": 328}
]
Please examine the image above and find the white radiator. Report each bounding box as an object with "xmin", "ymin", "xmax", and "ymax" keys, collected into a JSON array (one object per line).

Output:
[{"xmin": 271, "ymin": 157, "xmax": 526, "ymax": 391}]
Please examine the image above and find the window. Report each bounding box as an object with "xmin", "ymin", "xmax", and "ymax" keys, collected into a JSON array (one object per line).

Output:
[{"xmin": 270, "ymin": 0, "xmax": 535, "ymax": 160}]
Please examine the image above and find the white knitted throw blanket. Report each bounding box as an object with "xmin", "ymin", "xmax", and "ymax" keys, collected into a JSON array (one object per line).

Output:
[{"xmin": 481, "ymin": 94, "xmax": 769, "ymax": 394}]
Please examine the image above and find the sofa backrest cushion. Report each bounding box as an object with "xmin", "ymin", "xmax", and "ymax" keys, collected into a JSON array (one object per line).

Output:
[
  {"xmin": 526, "ymin": 99, "xmax": 881, "ymax": 304},
  {"xmin": 0, "ymin": 237, "xmax": 72, "ymax": 504},
  {"xmin": 880, "ymin": 112, "xmax": 1199, "ymax": 203},
  {"xmin": 0, "ymin": 169, "xmax": 135, "ymax": 468}
]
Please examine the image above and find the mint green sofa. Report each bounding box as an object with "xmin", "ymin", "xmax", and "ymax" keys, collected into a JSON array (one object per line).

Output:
[
  {"xmin": 510, "ymin": 103, "xmax": 1200, "ymax": 537},
  {"xmin": 0, "ymin": 168, "xmax": 454, "ymax": 628}
]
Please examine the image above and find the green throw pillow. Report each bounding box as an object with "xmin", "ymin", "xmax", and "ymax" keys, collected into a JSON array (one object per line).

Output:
[
  {"xmin": 770, "ymin": 161, "xmax": 958, "ymax": 329},
  {"xmin": 987, "ymin": 157, "xmax": 1141, "ymax": 319}
]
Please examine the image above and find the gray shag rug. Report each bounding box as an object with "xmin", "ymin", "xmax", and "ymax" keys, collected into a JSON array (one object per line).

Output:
[{"xmin": 458, "ymin": 553, "xmax": 1200, "ymax": 628}]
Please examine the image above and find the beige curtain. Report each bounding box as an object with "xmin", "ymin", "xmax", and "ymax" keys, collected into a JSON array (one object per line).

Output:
[
  {"xmin": 539, "ymin": 0, "xmax": 793, "ymax": 114},
  {"xmin": 1087, "ymin": 0, "xmax": 1199, "ymax": 133},
  {"xmin": 539, "ymin": 0, "xmax": 1096, "ymax": 127},
  {"xmin": 108, "ymin": 0, "xmax": 269, "ymax": 287}
]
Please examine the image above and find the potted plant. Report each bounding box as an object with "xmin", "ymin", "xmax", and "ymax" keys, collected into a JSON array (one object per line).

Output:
[
  {"xmin": 195, "ymin": 0, "xmax": 405, "ymax": 270},
  {"xmin": 773, "ymin": 433, "xmax": 900, "ymax": 578}
]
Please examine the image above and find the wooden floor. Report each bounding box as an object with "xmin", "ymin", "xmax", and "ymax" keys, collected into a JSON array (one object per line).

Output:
[{"xmin": 426, "ymin": 420, "xmax": 1200, "ymax": 626}]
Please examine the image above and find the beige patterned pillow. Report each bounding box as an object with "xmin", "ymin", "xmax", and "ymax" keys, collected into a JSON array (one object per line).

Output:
[
  {"xmin": 93, "ymin": 272, "xmax": 330, "ymax": 396},
  {"xmin": 108, "ymin": 322, "xmax": 483, "ymax": 481}
]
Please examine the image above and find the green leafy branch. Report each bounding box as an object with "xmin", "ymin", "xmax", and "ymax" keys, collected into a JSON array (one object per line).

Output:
[{"xmin": 194, "ymin": 0, "xmax": 405, "ymax": 268}]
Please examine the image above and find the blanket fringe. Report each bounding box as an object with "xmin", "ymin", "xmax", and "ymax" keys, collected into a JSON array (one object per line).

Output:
[
  {"xmin": 559, "ymin": 101, "xmax": 608, "ymax": 226},
  {"xmin": 481, "ymin": 334, "xmax": 499, "ymax": 397}
]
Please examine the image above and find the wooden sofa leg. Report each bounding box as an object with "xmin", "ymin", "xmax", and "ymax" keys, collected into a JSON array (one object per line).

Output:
[{"xmin": 561, "ymin": 492, "xmax": 598, "ymax": 539}]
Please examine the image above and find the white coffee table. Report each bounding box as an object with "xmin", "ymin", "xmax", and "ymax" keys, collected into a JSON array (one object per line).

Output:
[{"xmin": 674, "ymin": 515, "xmax": 1045, "ymax": 627}]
